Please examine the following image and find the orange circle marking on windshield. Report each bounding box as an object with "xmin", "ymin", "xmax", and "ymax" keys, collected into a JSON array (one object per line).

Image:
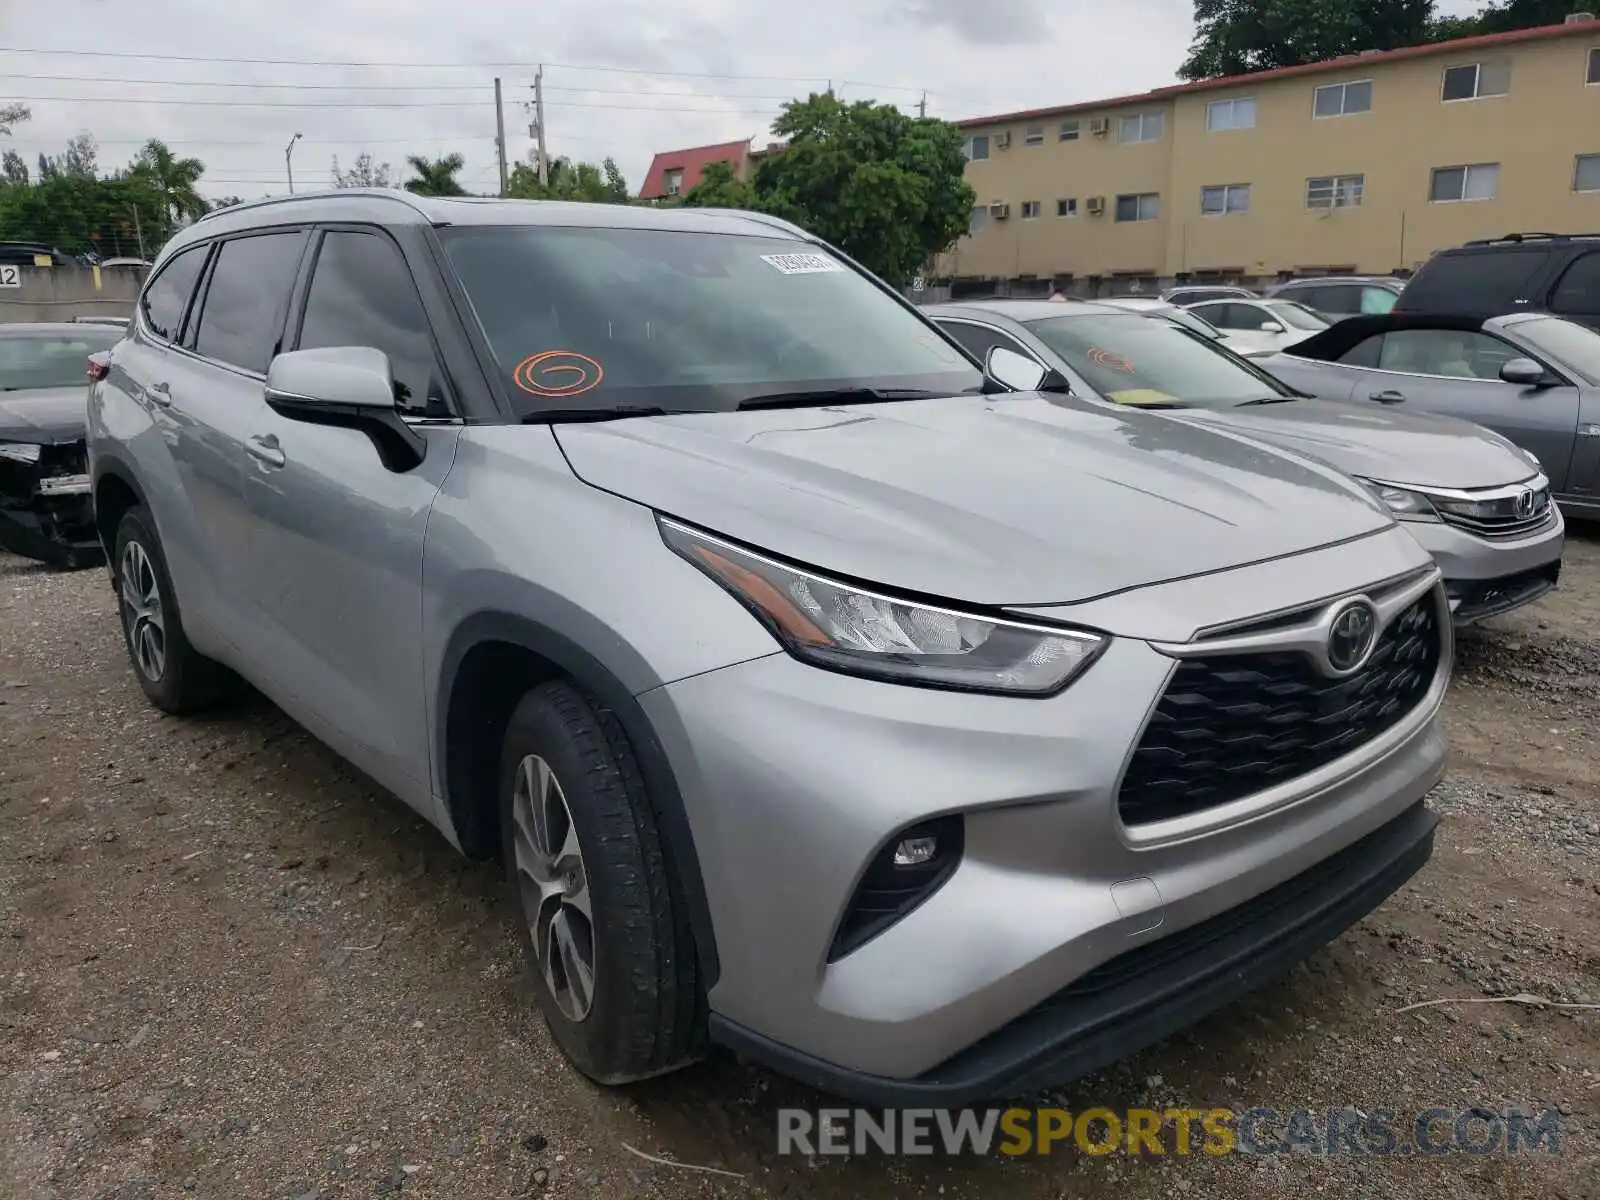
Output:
[
  {"xmin": 1089, "ymin": 347, "xmax": 1134, "ymax": 373},
  {"xmin": 513, "ymin": 350, "xmax": 605, "ymax": 397}
]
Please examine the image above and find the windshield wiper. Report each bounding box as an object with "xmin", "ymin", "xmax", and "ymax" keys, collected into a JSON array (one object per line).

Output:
[
  {"xmin": 1236, "ymin": 395, "xmax": 1300, "ymax": 406},
  {"xmin": 734, "ymin": 387, "xmax": 947, "ymax": 411},
  {"xmin": 522, "ymin": 405, "xmax": 672, "ymax": 424}
]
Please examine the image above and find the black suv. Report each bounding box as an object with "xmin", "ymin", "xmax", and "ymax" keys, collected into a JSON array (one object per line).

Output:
[{"xmin": 1395, "ymin": 233, "xmax": 1600, "ymax": 330}]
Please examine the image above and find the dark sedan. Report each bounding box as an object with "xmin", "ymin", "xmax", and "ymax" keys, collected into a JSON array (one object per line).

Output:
[{"xmin": 0, "ymin": 323, "xmax": 122, "ymax": 567}]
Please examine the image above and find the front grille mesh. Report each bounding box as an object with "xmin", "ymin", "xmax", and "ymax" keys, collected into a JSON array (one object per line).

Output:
[
  {"xmin": 1118, "ymin": 596, "xmax": 1441, "ymax": 826},
  {"xmin": 1434, "ymin": 487, "xmax": 1552, "ymax": 540}
]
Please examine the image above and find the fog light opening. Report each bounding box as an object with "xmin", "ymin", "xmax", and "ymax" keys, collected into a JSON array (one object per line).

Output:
[{"xmin": 827, "ymin": 815, "xmax": 965, "ymax": 962}]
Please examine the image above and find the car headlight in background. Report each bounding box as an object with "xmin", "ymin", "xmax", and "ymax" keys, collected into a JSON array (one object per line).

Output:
[
  {"xmin": 659, "ymin": 517, "xmax": 1107, "ymax": 695},
  {"xmin": 1354, "ymin": 476, "xmax": 1439, "ymax": 521},
  {"xmin": 0, "ymin": 442, "xmax": 42, "ymax": 465}
]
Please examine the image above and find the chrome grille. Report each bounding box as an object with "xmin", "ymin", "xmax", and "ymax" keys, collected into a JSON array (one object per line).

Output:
[{"xmin": 1432, "ymin": 484, "xmax": 1553, "ymax": 540}]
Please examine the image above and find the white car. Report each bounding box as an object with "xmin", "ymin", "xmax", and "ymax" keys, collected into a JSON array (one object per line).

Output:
[
  {"xmin": 1185, "ymin": 298, "xmax": 1332, "ymax": 355},
  {"xmin": 1093, "ymin": 296, "xmax": 1276, "ymax": 356}
]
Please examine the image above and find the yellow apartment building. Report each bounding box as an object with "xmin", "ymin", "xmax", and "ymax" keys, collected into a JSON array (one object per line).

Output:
[{"xmin": 932, "ymin": 16, "xmax": 1600, "ymax": 294}]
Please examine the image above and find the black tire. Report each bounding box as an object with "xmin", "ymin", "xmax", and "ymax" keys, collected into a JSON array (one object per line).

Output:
[
  {"xmin": 499, "ymin": 679, "xmax": 702, "ymax": 1085},
  {"xmin": 112, "ymin": 507, "xmax": 230, "ymax": 714}
]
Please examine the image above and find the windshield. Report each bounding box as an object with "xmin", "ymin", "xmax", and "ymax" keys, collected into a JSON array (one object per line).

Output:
[
  {"xmin": 1262, "ymin": 301, "xmax": 1330, "ymax": 331},
  {"xmin": 438, "ymin": 226, "xmax": 981, "ymax": 415},
  {"xmin": 1159, "ymin": 307, "xmax": 1225, "ymax": 340},
  {"xmin": 1024, "ymin": 313, "xmax": 1293, "ymax": 408},
  {"xmin": 1509, "ymin": 315, "xmax": 1600, "ymax": 386},
  {"xmin": 0, "ymin": 330, "xmax": 119, "ymax": 391}
]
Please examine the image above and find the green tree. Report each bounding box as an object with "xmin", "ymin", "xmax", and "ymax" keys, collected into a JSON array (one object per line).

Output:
[
  {"xmin": 209, "ymin": 195, "xmax": 245, "ymax": 210},
  {"xmin": 129, "ymin": 139, "xmax": 208, "ymax": 233},
  {"xmin": 1179, "ymin": 0, "xmax": 1436, "ymax": 79},
  {"xmin": 701, "ymin": 94, "xmax": 974, "ymax": 287},
  {"xmin": 62, "ymin": 132, "xmax": 99, "ymax": 179},
  {"xmin": 506, "ymin": 154, "xmax": 632, "ymax": 203},
  {"xmin": 0, "ymin": 173, "xmax": 167, "ymax": 257},
  {"xmin": 0, "ymin": 103, "xmax": 29, "ymax": 137},
  {"xmin": 403, "ymin": 153, "xmax": 467, "ymax": 196},
  {"xmin": 332, "ymin": 152, "xmax": 392, "ymax": 188},
  {"xmin": 679, "ymin": 161, "xmax": 759, "ymax": 210},
  {"xmin": 0, "ymin": 151, "xmax": 28, "ymax": 187},
  {"xmin": 1460, "ymin": 0, "xmax": 1587, "ymax": 34}
]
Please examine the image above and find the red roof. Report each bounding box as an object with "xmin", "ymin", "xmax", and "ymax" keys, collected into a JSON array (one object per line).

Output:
[
  {"xmin": 637, "ymin": 138, "xmax": 752, "ymax": 200},
  {"xmin": 957, "ymin": 19, "xmax": 1600, "ymax": 127}
]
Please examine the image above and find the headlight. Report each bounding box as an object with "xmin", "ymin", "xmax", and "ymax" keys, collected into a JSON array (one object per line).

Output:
[
  {"xmin": 0, "ymin": 442, "xmax": 42, "ymax": 464},
  {"xmin": 659, "ymin": 518, "xmax": 1107, "ymax": 696},
  {"xmin": 1354, "ymin": 476, "xmax": 1439, "ymax": 522}
]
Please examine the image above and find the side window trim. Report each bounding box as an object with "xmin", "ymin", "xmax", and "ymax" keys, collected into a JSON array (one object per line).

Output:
[
  {"xmin": 187, "ymin": 227, "xmax": 314, "ymax": 378},
  {"xmin": 289, "ymin": 222, "xmax": 461, "ymax": 417}
]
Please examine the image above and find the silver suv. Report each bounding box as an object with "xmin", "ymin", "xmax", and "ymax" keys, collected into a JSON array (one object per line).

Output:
[{"xmin": 88, "ymin": 192, "xmax": 1450, "ymax": 1104}]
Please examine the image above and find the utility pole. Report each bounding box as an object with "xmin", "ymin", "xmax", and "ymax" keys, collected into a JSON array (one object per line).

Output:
[
  {"xmin": 917, "ymin": 91, "xmax": 927, "ymax": 118},
  {"xmin": 285, "ymin": 131, "xmax": 303, "ymax": 194},
  {"xmin": 493, "ymin": 77, "xmax": 508, "ymax": 197},
  {"xmin": 130, "ymin": 203, "xmax": 145, "ymax": 261},
  {"xmin": 534, "ymin": 65, "xmax": 549, "ymax": 186}
]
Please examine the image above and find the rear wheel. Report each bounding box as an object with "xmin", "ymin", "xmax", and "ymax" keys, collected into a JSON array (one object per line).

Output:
[
  {"xmin": 499, "ymin": 679, "xmax": 702, "ymax": 1084},
  {"xmin": 113, "ymin": 507, "xmax": 230, "ymax": 713}
]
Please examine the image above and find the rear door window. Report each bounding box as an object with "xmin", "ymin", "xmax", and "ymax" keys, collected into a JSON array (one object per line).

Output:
[
  {"xmin": 1360, "ymin": 287, "xmax": 1398, "ymax": 314},
  {"xmin": 140, "ymin": 245, "xmax": 208, "ymax": 343},
  {"xmin": 1312, "ymin": 286, "xmax": 1362, "ymax": 315},
  {"xmin": 1398, "ymin": 248, "xmax": 1547, "ymax": 314},
  {"xmin": 1549, "ymin": 252, "xmax": 1600, "ymax": 318},
  {"xmin": 1372, "ymin": 329, "xmax": 1517, "ymax": 379},
  {"xmin": 934, "ymin": 319, "xmax": 1033, "ymax": 367},
  {"xmin": 192, "ymin": 232, "xmax": 307, "ymax": 374}
]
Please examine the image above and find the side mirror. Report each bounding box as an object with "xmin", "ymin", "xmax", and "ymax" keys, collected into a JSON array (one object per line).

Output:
[
  {"xmin": 985, "ymin": 345, "xmax": 1047, "ymax": 392},
  {"xmin": 1259, "ymin": 320, "xmax": 1285, "ymax": 334},
  {"xmin": 265, "ymin": 346, "xmax": 426, "ymax": 471},
  {"xmin": 1499, "ymin": 357, "xmax": 1548, "ymax": 388}
]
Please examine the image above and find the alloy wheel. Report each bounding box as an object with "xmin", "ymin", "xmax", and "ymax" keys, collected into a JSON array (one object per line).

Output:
[
  {"xmin": 119, "ymin": 540, "xmax": 166, "ymax": 683},
  {"xmin": 510, "ymin": 754, "xmax": 596, "ymax": 1022}
]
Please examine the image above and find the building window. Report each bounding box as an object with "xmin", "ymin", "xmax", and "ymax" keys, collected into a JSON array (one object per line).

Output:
[
  {"xmin": 1057, "ymin": 198, "xmax": 1078, "ymax": 217},
  {"xmin": 1441, "ymin": 61, "xmax": 1511, "ymax": 101},
  {"xmin": 1201, "ymin": 184, "xmax": 1251, "ymax": 215},
  {"xmin": 1577, "ymin": 154, "xmax": 1600, "ymax": 193},
  {"xmin": 968, "ymin": 206, "xmax": 989, "ymax": 235},
  {"xmin": 1313, "ymin": 80, "xmax": 1373, "ymax": 118},
  {"xmin": 1589, "ymin": 47, "xmax": 1600, "ymax": 83},
  {"xmin": 1206, "ymin": 97, "xmax": 1257, "ymax": 131},
  {"xmin": 967, "ymin": 135, "xmax": 990, "ymax": 161},
  {"xmin": 1119, "ymin": 112, "xmax": 1164, "ymax": 143},
  {"xmin": 1115, "ymin": 192, "xmax": 1160, "ymax": 222},
  {"xmin": 663, "ymin": 168, "xmax": 684, "ymax": 196},
  {"xmin": 1021, "ymin": 200, "xmax": 1042, "ymax": 219},
  {"xmin": 1059, "ymin": 120, "xmax": 1080, "ymax": 141},
  {"xmin": 1430, "ymin": 162, "xmax": 1499, "ymax": 202},
  {"xmin": 1024, "ymin": 124, "xmax": 1045, "ymax": 146},
  {"xmin": 1306, "ymin": 174, "xmax": 1365, "ymax": 209}
]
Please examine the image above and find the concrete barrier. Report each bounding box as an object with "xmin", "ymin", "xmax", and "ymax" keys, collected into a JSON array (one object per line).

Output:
[{"xmin": 0, "ymin": 263, "xmax": 144, "ymax": 324}]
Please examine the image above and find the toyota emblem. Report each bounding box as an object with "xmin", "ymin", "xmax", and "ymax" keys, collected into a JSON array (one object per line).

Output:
[{"xmin": 1325, "ymin": 599, "xmax": 1379, "ymax": 675}]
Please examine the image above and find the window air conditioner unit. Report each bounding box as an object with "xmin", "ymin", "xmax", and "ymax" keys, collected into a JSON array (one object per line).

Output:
[
  {"xmin": 1086, "ymin": 196, "xmax": 1106, "ymax": 216},
  {"xmin": 995, "ymin": 131, "xmax": 1012, "ymax": 149},
  {"xmin": 1089, "ymin": 118, "xmax": 1110, "ymax": 137},
  {"xmin": 989, "ymin": 202, "xmax": 1011, "ymax": 219}
]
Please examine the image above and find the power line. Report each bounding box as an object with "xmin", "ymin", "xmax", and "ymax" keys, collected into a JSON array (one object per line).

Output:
[
  {"xmin": 0, "ymin": 45, "xmax": 929, "ymax": 94},
  {"xmin": 1, "ymin": 94, "xmax": 780, "ymax": 113},
  {"xmin": 0, "ymin": 71, "xmax": 802, "ymax": 100}
]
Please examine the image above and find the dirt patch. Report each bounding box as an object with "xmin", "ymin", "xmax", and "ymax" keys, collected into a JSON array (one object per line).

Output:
[{"xmin": 2, "ymin": 529, "xmax": 1597, "ymax": 1200}]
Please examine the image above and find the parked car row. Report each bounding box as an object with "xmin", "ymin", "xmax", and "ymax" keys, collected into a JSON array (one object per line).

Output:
[{"xmin": 0, "ymin": 194, "xmax": 1582, "ymax": 1111}]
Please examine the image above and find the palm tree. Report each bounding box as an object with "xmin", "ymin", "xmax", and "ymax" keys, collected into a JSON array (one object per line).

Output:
[
  {"xmin": 130, "ymin": 139, "xmax": 207, "ymax": 231},
  {"xmin": 403, "ymin": 153, "xmax": 467, "ymax": 197}
]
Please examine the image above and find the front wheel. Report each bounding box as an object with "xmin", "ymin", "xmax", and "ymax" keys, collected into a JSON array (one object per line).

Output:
[{"xmin": 499, "ymin": 680, "xmax": 702, "ymax": 1085}]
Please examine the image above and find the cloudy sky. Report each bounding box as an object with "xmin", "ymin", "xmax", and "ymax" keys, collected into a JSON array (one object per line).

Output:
[{"xmin": 2, "ymin": 0, "xmax": 1485, "ymax": 202}]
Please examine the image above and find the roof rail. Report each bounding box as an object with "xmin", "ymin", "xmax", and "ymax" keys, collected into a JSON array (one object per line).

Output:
[
  {"xmin": 195, "ymin": 187, "xmax": 434, "ymax": 224},
  {"xmin": 1462, "ymin": 231, "xmax": 1600, "ymax": 245}
]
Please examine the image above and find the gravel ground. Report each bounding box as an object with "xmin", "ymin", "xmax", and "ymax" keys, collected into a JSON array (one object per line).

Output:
[{"xmin": 2, "ymin": 529, "xmax": 1598, "ymax": 1200}]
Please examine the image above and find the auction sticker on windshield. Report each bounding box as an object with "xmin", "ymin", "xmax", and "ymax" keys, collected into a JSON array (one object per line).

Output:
[{"xmin": 761, "ymin": 252, "xmax": 843, "ymax": 275}]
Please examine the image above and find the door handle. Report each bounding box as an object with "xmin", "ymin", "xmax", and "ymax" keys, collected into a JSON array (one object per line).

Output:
[
  {"xmin": 1369, "ymin": 390, "xmax": 1406, "ymax": 404},
  {"xmin": 245, "ymin": 433, "xmax": 286, "ymax": 468},
  {"xmin": 142, "ymin": 381, "xmax": 172, "ymax": 408}
]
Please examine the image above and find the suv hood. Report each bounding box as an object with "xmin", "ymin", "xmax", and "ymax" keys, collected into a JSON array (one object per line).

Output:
[
  {"xmin": 0, "ymin": 386, "xmax": 88, "ymax": 445},
  {"xmin": 555, "ymin": 393, "xmax": 1393, "ymax": 605},
  {"xmin": 1169, "ymin": 398, "xmax": 1537, "ymax": 490}
]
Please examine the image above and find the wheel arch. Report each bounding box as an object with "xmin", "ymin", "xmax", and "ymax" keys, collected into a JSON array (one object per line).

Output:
[
  {"xmin": 437, "ymin": 610, "xmax": 720, "ymax": 988},
  {"xmin": 91, "ymin": 455, "xmax": 150, "ymax": 564}
]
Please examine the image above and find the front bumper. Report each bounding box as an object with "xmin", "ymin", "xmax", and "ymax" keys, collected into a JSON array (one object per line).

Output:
[
  {"xmin": 0, "ymin": 446, "xmax": 99, "ymax": 568},
  {"xmin": 640, "ymin": 534, "xmax": 1450, "ymax": 1097},
  {"xmin": 715, "ymin": 801, "xmax": 1437, "ymax": 1106},
  {"xmin": 1403, "ymin": 509, "xmax": 1563, "ymax": 625}
]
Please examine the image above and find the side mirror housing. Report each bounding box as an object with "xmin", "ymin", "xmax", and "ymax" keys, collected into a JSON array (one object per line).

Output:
[
  {"xmin": 1499, "ymin": 357, "xmax": 1549, "ymax": 388},
  {"xmin": 985, "ymin": 344, "xmax": 1047, "ymax": 392},
  {"xmin": 1259, "ymin": 320, "xmax": 1285, "ymax": 334},
  {"xmin": 265, "ymin": 347, "xmax": 426, "ymax": 471}
]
